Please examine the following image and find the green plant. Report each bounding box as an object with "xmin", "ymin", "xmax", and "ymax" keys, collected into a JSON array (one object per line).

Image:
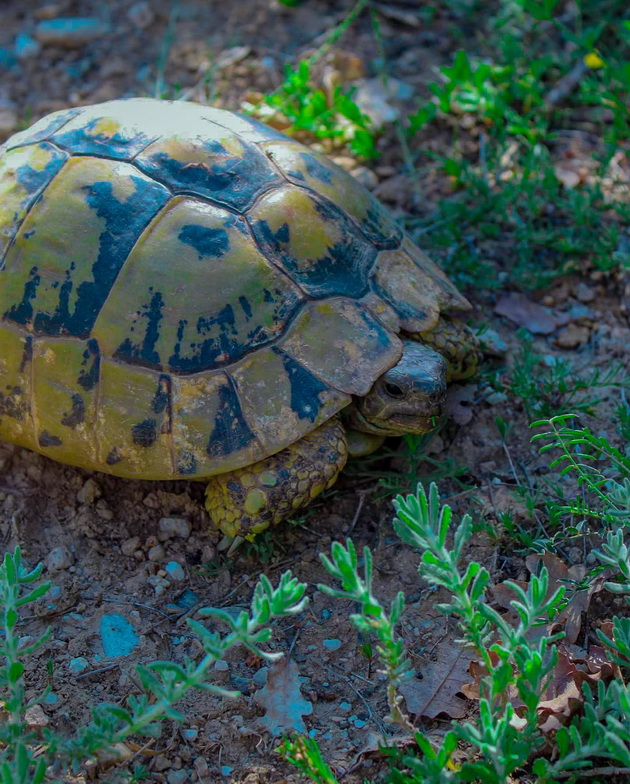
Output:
[
  {"xmin": 0, "ymin": 549, "xmax": 307, "ymax": 782},
  {"xmin": 251, "ymin": 59, "xmax": 376, "ymax": 158},
  {"xmin": 508, "ymin": 332, "xmax": 628, "ymax": 417}
]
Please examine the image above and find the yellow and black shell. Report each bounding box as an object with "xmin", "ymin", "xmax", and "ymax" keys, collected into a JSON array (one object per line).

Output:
[{"xmin": 0, "ymin": 98, "xmax": 468, "ymax": 481}]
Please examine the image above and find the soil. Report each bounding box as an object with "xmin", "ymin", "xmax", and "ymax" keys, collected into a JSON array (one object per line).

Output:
[{"xmin": 0, "ymin": 1, "xmax": 629, "ymax": 783}]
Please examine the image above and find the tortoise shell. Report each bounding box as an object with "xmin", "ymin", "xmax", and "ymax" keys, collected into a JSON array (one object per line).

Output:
[{"xmin": 0, "ymin": 98, "xmax": 468, "ymax": 480}]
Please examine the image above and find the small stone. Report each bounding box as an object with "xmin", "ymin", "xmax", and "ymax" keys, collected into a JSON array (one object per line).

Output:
[
  {"xmin": 154, "ymin": 754, "xmax": 171, "ymax": 772},
  {"xmin": 148, "ymin": 575, "xmax": 170, "ymax": 595},
  {"xmin": 158, "ymin": 517, "xmax": 191, "ymax": 541},
  {"xmin": 194, "ymin": 757, "xmax": 209, "ymax": 778},
  {"xmin": 554, "ymin": 323, "xmax": 589, "ymax": 349},
  {"xmin": 121, "ymin": 536, "xmax": 141, "ymax": 557},
  {"xmin": 575, "ymin": 282, "xmax": 595, "ymax": 303},
  {"xmin": 182, "ymin": 727, "xmax": 198, "ymax": 741},
  {"xmin": 68, "ymin": 656, "xmax": 89, "ymax": 674},
  {"xmin": 148, "ymin": 544, "xmax": 165, "ymax": 562},
  {"xmin": 167, "ymin": 770, "xmax": 190, "ymax": 784},
  {"xmin": 35, "ymin": 18, "xmax": 110, "ymax": 48},
  {"xmin": 127, "ymin": 1, "xmax": 155, "ymax": 29},
  {"xmin": 323, "ymin": 638, "xmax": 342, "ymax": 651},
  {"xmin": 15, "ymin": 34, "xmax": 41, "ymax": 60},
  {"xmin": 352, "ymin": 166, "xmax": 378, "ymax": 190},
  {"xmin": 174, "ymin": 588, "xmax": 199, "ymax": 609},
  {"xmin": 77, "ymin": 477, "xmax": 101, "ymax": 504},
  {"xmin": 221, "ymin": 767, "xmax": 234, "ymax": 777},
  {"xmin": 100, "ymin": 614, "xmax": 138, "ymax": 658},
  {"xmin": 46, "ymin": 546, "xmax": 74, "ymax": 572},
  {"xmin": 253, "ymin": 667, "xmax": 268, "ymax": 686},
  {"xmin": 164, "ymin": 561, "xmax": 186, "ymax": 582},
  {"xmin": 25, "ymin": 705, "xmax": 49, "ymax": 727},
  {"xmin": 214, "ymin": 660, "xmax": 229, "ymax": 671},
  {"xmin": 0, "ymin": 47, "xmax": 19, "ymax": 72}
]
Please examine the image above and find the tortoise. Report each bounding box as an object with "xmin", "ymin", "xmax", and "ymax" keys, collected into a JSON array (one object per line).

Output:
[{"xmin": 0, "ymin": 98, "xmax": 478, "ymax": 540}]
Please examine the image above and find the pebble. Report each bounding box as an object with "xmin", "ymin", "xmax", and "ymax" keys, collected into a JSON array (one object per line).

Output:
[
  {"xmin": 154, "ymin": 754, "xmax": 171, "ymax": 772},
  {"xmin": 148, "ymin": 575, "xmax": 170, "ymax": 595},
  {"xmin": 575, "ymin": 282, "xmax": 595, "ymax": 303},
  {"xmin": 121, "ymin": 536, "xmax": 141, "ymax": 557},
  {"xmin": 221, "ymin": 767, "xmax": 234, "ymax": 777},
  {"xmin": 100, "ymin": 613, "xmax": 138, "ymax": 657},
  {"xmin": 214, "ymin": 660, "xmax": 229, "ymax": 671},
  {"xmin": 15, "ymin": 34, "xmax": 41, "ymax": 59},
  {"xmin": 148, "ymin": 544, "xmax": 166, "ymax": 562},
  {"xmin": 182, "ymin": 727, "xmax": 198, "ymax": 741},
  {"xmin": 127, "ymin": 1, "xmax": 155, "ymax": 30},
  {"xmin": 167, "ymin": 770, "xmax": 190, "ymax": 784},
  {"xmin": 25, "ymin": 705, "xmax": 49, "ymax": 727},
  {"xmin": 164, "ymin": 561, "xmax": 186, "ymax": 582},
  {"xmin": 0, "ymin": 47, "xmax": 18, "ymax": 71},
  {"xmin": 253, "ymin": 667, "xmax": 268, "ymax": 686},
  {"xmin": 174, "ymin": 589, "xmax": 199, "ymax": 609},
  {"xmin": 77, "ymin": 477, "xmax": 101, "ymax": 504},
  {"xmin": 554, "ymin": 323, "xmax": 590, "ymax": 349},
  {"xmin": 68, "ymin": 656, "xmax": 89, "ymax": 674},
  {"xmin": 352, "ymin": 166, "xmax": 378, "ymax": 190},
  {"xmin": 323, "ymin": 638, "xmax": 342, "ymax": 651},
  {"xmin": 35, "ymin": 18, "xmax": 110, "ymax": 48},
  {"xmin": 46, "ymin": 545, "xmax": 74, "ymax": 572},
  {"xmin": 194, "ymin": 758, "xmax": 209, "ymax": 778},
  {"xmin": 158, "ymin": 517, "xmax": 191, "ymax": 541}
]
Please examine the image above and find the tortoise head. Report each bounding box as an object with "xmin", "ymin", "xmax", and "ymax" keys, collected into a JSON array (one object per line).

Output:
[{"xmin": 350, "ymin": 340, "xmax": 448, "ymax": 436}]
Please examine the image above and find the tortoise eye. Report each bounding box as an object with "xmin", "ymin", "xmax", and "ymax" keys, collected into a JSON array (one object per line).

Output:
[{"xmin": 384, "ymin": 382, "xmax": 404, "ymax": 398}]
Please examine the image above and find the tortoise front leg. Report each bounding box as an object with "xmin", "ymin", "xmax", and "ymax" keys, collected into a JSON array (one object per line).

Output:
[{"xmin": 205, "ymin": 416, "xmax": 348, "ymax": 538}]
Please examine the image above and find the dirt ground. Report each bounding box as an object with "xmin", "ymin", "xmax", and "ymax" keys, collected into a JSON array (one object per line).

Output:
[{"xmin": 0, "ymin": 1, "xmax": 629, "ymax": 783}]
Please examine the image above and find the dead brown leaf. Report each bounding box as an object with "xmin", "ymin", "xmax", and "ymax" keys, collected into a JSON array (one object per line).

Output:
[
  {"xmin": 254, "ymin": 658, "xmax": 313, "ymax": 736},
  {"xmin": 399, "ymin": 642, "xmax": 474, "ymax": 719},
  {"xmin": 494, "ymin": 292, "xmax": 559, "ymax": 334}
]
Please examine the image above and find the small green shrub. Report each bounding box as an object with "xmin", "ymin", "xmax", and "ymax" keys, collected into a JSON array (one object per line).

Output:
[{"xmin": 0, "ymin": 550, "xmax": 307, "ymax": 782}]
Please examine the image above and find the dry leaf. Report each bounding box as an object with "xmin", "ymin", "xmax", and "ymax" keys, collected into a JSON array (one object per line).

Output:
[
  {"xmin": 525, "ymin": 553, "xmax": 598, "ymax": 644},
  {"xmin": 446, "ymin": 384, "xmax": 477, "ymax": 426},
  {"xmin": 400, "ymin": 642, "xmax": 473, "ymax": 719},
  {"xmin": 494, "ymin": 292, "xmax": 559, "ymax": 334},
  {"xmin": 254, "ymin": 658, "xmax": 313, "ymax": 736}
]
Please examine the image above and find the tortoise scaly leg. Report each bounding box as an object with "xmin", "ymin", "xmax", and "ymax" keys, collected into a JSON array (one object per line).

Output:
[
  {"xmin": 408, "ymin": 318, "xmax": 481, "ymax": 382},
  {"xmin": 205, "ymin": 416, "xmax": 348, "ymax": 538}
]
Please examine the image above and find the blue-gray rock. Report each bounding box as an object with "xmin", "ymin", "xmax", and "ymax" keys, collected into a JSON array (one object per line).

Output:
[
  {"xmin": 100, "ymin": 614, "xmax": 139, "ymax": 657},
  {"xmin": 35, "ymin": 18, "xmax": 110, "ymax": 48},
  {"xmin": 15, "ymin": 34, "xmax": 41, "ymax": 60},
  {"xmin": 46, "ymin": 546, "xmax": 74, "ymax": 572}
]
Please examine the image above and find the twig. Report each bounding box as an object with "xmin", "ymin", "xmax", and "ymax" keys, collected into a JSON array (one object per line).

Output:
[
  {"xmin": 555, "ymin": 767, "xmax": 630, "ymax": 779},
  {"xmin": 348, "ymin": 493, "xmax": 367, "ymax": 535},
  {"xmin": 545, "ymin": 60, "xmax": 587, "ymax": 108}
]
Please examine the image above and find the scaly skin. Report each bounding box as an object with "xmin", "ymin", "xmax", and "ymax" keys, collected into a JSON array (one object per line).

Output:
[
  {"xmin": 206, "ymin": 416, "xmax": 348, "ymax": 537},
  {"xmin": 411, "ymin": 318, "xmax": 481, "ymax": 382}
]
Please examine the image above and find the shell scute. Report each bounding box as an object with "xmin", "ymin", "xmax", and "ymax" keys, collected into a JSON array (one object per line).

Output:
[
  {"xmin": 0, "ymin": 156, "xmax": 170, "ymax": 337},
  {"xmin": 0, "ymin": 322, "xmax": 33, "ymax": 446},
  {"xmin": 231, "ymin": 345, "xmax": 349, "ymax": 455},
  {"xmin": 261, "ymin": 141, "xmax": 402, "ymax": 247},
  {"xmin": 279, "ymin": 298, "xmax": 402, "ymax": 396},
  {"xmin": 2, "ymin": 107, "xmax": 81, "ymax": 152},
  {"xmin": 170, "ymin": 371, "xmax": 262, "ymax": 478},
  {"xmin": 95, "ymin": 359, "xmax": 174, "ymax": 477},
  {"xmin": 31, "ymin": 337, "xmax": 99, "ymax": 464},
  {"xmin": 0, "ymin": 143, "xmax": 68, "ymax": 267},
  {"xmin": 135, "ymin": 131, "xmax": 281, "ymax": 211},
  {"xmin": 249, "ymin": 186, "xmax": 377, "ymax": 298},
  {"xmin": 92, "ymin": 196, "xmax": 304, "ymax": 374}
]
